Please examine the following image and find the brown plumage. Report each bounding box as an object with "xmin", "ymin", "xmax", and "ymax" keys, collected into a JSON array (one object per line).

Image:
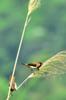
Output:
[
  {"xmin": 22, "ymin": 62, "xmax": 42, "ymax": 70},
  {"xmin": 9, "ymin": 76, "xmax": 17, "ymax": 93}
]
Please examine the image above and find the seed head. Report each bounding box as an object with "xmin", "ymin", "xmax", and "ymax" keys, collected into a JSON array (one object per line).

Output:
[{"xmin": 28, "ymin": 0, "xmax": 40, "ymax": 15}]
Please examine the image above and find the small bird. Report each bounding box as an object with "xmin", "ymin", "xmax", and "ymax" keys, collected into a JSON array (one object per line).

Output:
[
  {"xmin": 9, "ymin": 76, "xmax": 17, "ymax": 93},
  {"xmin": 22, "ymin": 62, "xmax": 43, "ymax": 70}
]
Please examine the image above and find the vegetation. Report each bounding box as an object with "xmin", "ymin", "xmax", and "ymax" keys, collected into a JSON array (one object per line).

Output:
[{"xmin": 0, "ymin": 0, "xmax": 66, "ymax": 100}]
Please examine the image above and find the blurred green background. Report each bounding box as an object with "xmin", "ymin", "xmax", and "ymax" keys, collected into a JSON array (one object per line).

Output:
[{"xmin": 0, "ymin": 0, "xmax": 66, "ymax": 100}]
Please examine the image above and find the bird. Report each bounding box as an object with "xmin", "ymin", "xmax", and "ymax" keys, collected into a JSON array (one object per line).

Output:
[
  {"xmin": 9, "ymin": 76, "xmax": 17, "ymax": 93},
  {"xmin": 21, "ymin": 62, "xmax": 43, "ymax": 71}
]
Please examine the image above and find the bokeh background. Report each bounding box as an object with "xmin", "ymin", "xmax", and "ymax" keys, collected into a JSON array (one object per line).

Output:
[{"xmin": 0, "ymin": 0, "xmax": 66, "ymax": 100}]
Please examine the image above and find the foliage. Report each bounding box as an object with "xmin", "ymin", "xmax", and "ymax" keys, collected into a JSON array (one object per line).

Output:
[{"xmin": 0, "ymin": 0, "xmax": 66, "ymax": 100}]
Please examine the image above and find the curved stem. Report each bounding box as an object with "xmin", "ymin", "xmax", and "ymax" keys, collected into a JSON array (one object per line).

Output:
[
  {"xmin": 16, "ymin": 74, "xmax": 33, "ymax": 91},
  {"xmin": 6, "ymin": 12, "xmax": 29, "ymax": 100}
]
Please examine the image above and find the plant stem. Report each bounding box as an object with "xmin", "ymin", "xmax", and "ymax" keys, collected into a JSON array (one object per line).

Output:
[
  {"xmin": 6, "ymin": 12, "xmax": 30, "ymax": 100},
  {"xmin": 16, "ymin": 74, "xmax": 33, "ymax": 91}
]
